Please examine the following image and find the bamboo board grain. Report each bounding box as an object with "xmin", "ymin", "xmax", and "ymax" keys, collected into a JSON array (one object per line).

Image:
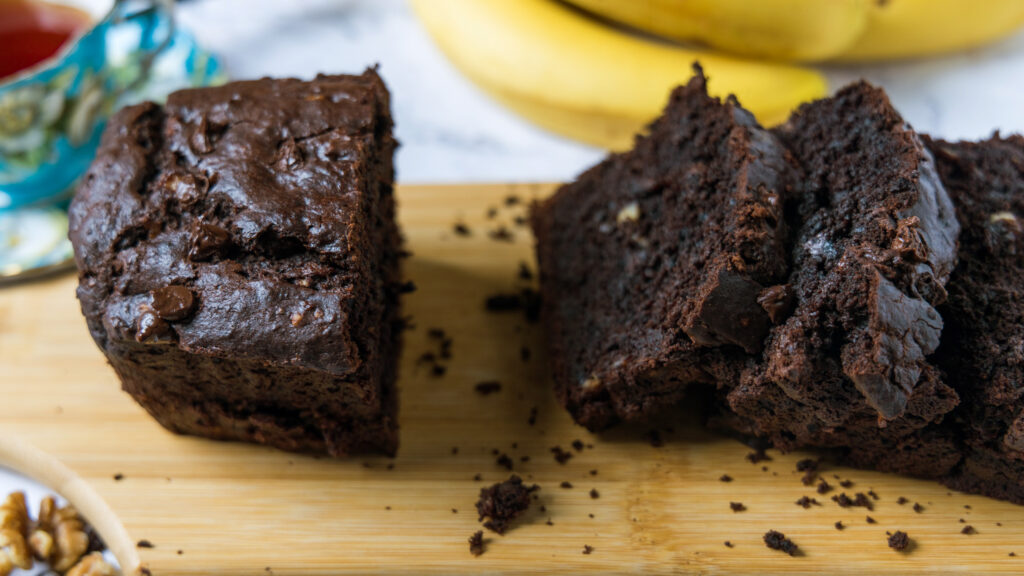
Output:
[{"xmin": 2, "ymin": 183, "xmax": 1024, "ymax": 575}]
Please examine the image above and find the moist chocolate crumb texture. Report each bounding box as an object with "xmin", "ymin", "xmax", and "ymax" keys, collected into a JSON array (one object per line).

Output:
[
  {"xmin": 722, "ymin": 81, "xmax": 963, "ymax": 479},
  {"xmin": 928, "ymin": 134, "xmax": 1024, "ymax": 503},
  {"xmin": 534, "ymin": 70, "xmax": 1024, "ymax": 504},
  {"xmin": 69, "ymin": 69, "xmax": 403, "ymax": 456},
  {"xmin": 532, "ymin": 67, "xmax": 798, "ymax": 431}
]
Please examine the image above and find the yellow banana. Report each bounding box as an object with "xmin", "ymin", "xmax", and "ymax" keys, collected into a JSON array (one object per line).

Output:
[
  {"xmin": 411, "ymin": 0, "xmax": 827, "ymax": 150},
  {"xmin": 562, "ymin": 0, "xmax": 869, "ymax": 62},
  {"xmin": 836, "ymin": 0, "xmax": 1024, "ymax": 61}
]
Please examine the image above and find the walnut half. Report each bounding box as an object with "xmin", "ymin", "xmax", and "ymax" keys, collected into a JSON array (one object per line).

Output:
[
  {"xmin": 0, "ymin": 491, "xmax": 32, "ymax": 572},
  {"xmin": 65, "ymin": 552, "xmax": 118, "ymax": 576},
  {"xmin": 33, "ymin": 496, "xmax": 90, "ymax": 573}
]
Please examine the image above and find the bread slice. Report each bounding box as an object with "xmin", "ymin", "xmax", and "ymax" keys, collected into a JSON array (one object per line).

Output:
[{"xmin": 532, "ymin": 68, "xmax": 798, "ymax": 431}]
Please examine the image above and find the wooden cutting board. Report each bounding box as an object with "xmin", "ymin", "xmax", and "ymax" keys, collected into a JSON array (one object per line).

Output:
[{"xmin": 2, "ymin": 183, "xmax": 1023, "ymax": 575}]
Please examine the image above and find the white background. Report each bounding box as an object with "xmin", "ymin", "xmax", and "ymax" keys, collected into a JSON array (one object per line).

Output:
[{"xmin": 173, "ymin": 0, "xmax": 1024, "ymax": 184}]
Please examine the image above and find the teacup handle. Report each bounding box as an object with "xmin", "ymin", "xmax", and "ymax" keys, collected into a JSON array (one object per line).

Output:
[{"xmin": 107, "ymin": 0, "xmax": 176, "ymax": 95}]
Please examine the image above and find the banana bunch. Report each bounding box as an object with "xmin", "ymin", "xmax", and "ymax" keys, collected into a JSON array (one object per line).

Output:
[
  {"xmin": 411, "ymin": 0, "xmax": 1024, "ymax": 150},
  {"xmin": 563, "ymin": 0, "xmax": 1024, "ymax": 62},
  {"xmin": 835, "ymin": 0, "xmax": 1024, "ymax": 61},
  {"xmin": 410, "ymin": 0, "xmax": 827, "ymax": 150}
]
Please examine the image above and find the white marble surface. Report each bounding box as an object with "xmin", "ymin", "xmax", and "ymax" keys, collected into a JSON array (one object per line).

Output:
[{"xmin": 174, "ymin": 0, "xmax": 1024, "ymax": 184}]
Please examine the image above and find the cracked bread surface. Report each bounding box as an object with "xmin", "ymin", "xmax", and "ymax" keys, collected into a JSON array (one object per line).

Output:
[{"xmin": 69, "ymin": 69, "xmax": 402, "ymax": 456}]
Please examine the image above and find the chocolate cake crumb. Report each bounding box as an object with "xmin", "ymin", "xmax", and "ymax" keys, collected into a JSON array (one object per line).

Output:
[
  {"xmin": 590, "ymin": 489, "xmax": 600, "ymax": 499},
  {"xmin": 795, "ymin": 496, "xmax": 820, "ymax": 509},
  {"xmin": 964, "ymin": 505, "xmax": 972, "ymax": 510},
  {"xmin": 589, "ymin": 469, "xmax": 598, "ymax": 476},
  {"xmin": 571, "ymin": 440, "xmax": 585, "ymax": 452},
  {"xmin": 517, "ymin": 262, "xmax": 533, "ymax": 281},
  {"xmin": 452, "ymin": 447, "xmax": 459, "ymax": 455},
  {"xmin": 835, "ymin": 521, "xmax": 845, "ymax": 530},
  {"xmin": 469, "ymin": 531, "xmax": 485, "ymax": 556},
  {"xmin": 496, "ymin": 453, "xmax": 514, "ymax": 471},
  {"xmin": 546, "ymin": 518, "xmax": 554, "ymax": 526},
  {"xmin": 137, "ymin": 540, "xmax": 154, "ymax": 548},
  {"xmin": 431, "ymin": 364, "xmax": 447, "ymax": 377},
  {"xmin": 453, "ymin": 222, "xmax": 471, "ymax": 237},
  {"xmin": 489, "ymin": 226, "xmax": 514, "ymax": 242},
  {"xmin": 588, "ymin": 513, "xmax": 594, "ymax": 518},
  {"xmin": 896, "ymin": 497, "xmax": 908, "ymax": 505},
  {"xmin": 746, "ymin": 448, "xmax": 771, "ymax": 464},
  {"xmin": 485, "ymin": 293, "xmax": 523, "ymax": 311},
  {"xmin": 959, "ymin": 518, "xmax": 966, "ymax": 523},
  {"xmin": 913, "ymin": 503, "xmax": 925, "ymax": 513},
  {"xmin": 645, "ymin": 430, "xmax": 664, "ymax": 447},
  {"xmin": 520, "ymin": 456, "xmax": 530, "ymax": 463},
  {"xmin": 817, "ymin": 479, "xmax": 832, "ymax": 494},
  {"xmin": 888, "ymin": 531, "xmax": 911, "ymax": 551},
  {"xmin": 528, "ymin": 406, "xmax": 539, "ymax": 426},
  {"xmin": 486, "ymin": 207, "xmax": 498, "ymax": 219},
  {"xmin": 452, "ymin": 509, "xmax": 458, "ymax": 514},
  {"xmin": 484, "ymin": 289, "xmax": 542, "ymax": 322},
  {"xmin": 720, "ymin": 474, "xmax": 733, "ymax": 482},
  {"xmin": 476, "ymin": 475, "xmax": 539, "ymax": 534},
  {"xmin": 1010, "ymin": 552, "xmax": 1017, "ymax": 557},
  {"xmin": 505, "ymin": 194, "xmax": 521, "ymax": 206},
  {"xmin": 473, "ymin": 473, "xmax": 483, "ymax": 481},
  {"xmin": 475, "ymin": 381, "xmax": 502, "ymax": 395},
  {"xmin": 730, "ymin": 502, "xmax": 746, "ymax": 513},
  {"xmin": 560, "ymin": 481, "xmax": 573, "ymax": 489},
  {"xmin": 513, "ymin": 215, "xmax": 528, "ymax": 227},
  {"xmin": 551, "ymin": 446, "xmax": 573, "ymax": 464},
  {"xmin": 832, "ymin": 492, "xmax": 873, "ymax": 510},
  {"xmin": 962, "ymin": 525, "xmax": 977, "ymax": 535},
  {"xmin": 796, "ymin": 459, "xmax": 818, "ymax": 472},
  {"xmin": 724, "ymin": 541, "xmax": 734, "ymax": 548},
  {"xmin": 997, "ymin": 522, "xmax": 1003, "ymax": 527},
  {"xmin": 113, "ymin": 473, "xmax": 124, "ymax": 481},
  {"xmin": 582, "ymin": 545, "xmax": 594, "ymax": 555},
  {"xmin": 866, "ymin": 516, "xmax": 877, "ymax": 524},
  {"xmin": 763, "ymin": 531, "xmax": 798, "ymax": 556},
  {"xmin": 854, "ymin": 493, "xmax": 874, "ymax": 509},
  {"xmin": 839, "ymin": 480, "xmax": 854, "ymax": 488},
  {"xmin": 867, "ymin": 490, "xmax": 879, "ymax": 500},
  {"xmin": 801, "ymin": 469, "xmax": 817, "ymax": 486},
  {"xmin": 832, "ymin": 493, "xmax": 853, "ymax": 507}
]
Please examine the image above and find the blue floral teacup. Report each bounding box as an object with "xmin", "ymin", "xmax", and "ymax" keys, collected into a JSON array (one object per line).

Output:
[{"xmin": 0, "ymin": 0, "xmax": 174, "ymax": 211}]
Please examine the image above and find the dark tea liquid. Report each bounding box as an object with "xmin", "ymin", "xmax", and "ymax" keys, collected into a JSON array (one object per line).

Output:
[{"xmin": 0, "ymin": 0, "xmax": 92, "ymax": 81}]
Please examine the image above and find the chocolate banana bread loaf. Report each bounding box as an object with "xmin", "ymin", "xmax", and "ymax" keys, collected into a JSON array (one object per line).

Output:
[
  {"xmin": 721, "ymin": 82, "xmax": 963, "ymax": 477},
  {"xmin": 531, "ymin": 68, "xmax": 799, "ymax": 431},
  {"xmin": 929, "ymin": 134, "xmax": 1024, "ymax": 503},
  {"xmin": 69, "ymin": 69, "xmax": 403, "ymax": 456}
]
